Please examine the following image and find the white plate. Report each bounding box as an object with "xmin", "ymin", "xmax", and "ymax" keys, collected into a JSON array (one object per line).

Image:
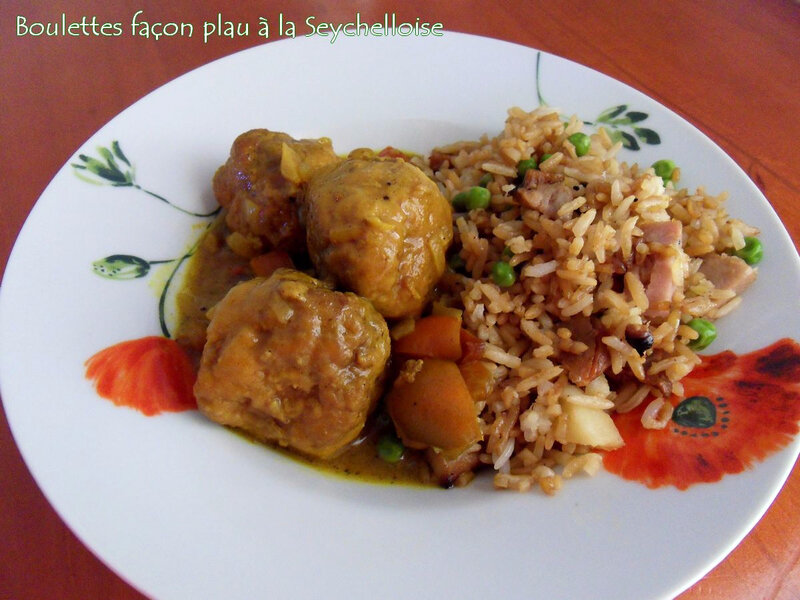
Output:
[{"xmin": 2, "ymin": 32, "xmax": 800, "ymax": 600}]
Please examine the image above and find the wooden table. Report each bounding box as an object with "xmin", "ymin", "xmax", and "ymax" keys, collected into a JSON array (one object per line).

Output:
[{"xmin": 1, "ymin": 1, "xmax": 798, "ymax": 598}]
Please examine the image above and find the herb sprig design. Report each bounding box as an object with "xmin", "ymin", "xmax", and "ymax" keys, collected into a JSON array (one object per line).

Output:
[
  {"xmin": 584, "ymin": 105, "xmax": 661, "ymax": 150},
  {"xmin": 534, "ymin": 53, "xmax": 661, "ymax": 151},
  {"xmin": 72, "ymin": 141, "xmax": 219, "ymax": 217}
]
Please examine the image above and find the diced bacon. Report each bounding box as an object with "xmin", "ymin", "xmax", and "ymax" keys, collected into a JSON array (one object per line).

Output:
[
  {"xmin": 645, "ymin": 253, "xmax": 677, "ymax": 305},
  {"xmin": 515, "ymin": 170, "xmax": 573, "ymax": 218},
  {"xmin": 640, "ymin": 220, "xmax": 682, "ymax": 246},
  {"xmin": 428, "ymin": 150, "xmax": 449, "ymax": 171},
  {"xmin": 698, "ymin": 253, "xmax": 757, "ymax": 294}
]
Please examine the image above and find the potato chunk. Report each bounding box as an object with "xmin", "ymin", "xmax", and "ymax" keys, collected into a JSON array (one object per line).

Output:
[
  {"xmin": 386, "ymin": 359, "xmax": 482, "ymax": 459},
  {"xmin": 562, "ymin": 402, "xmax": 624, "ymax": 450}
]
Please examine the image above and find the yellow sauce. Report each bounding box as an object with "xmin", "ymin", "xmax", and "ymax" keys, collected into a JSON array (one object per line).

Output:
[
  {"xmin": 274, "ymin": 416, "xmax": 434, "ymax": 486},
  {"xmin": 174, "ymin": 212, "xmax": 436, "ymax": 487}
]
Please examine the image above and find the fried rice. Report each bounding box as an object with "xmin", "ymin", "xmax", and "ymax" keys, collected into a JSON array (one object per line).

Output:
[{"xmin": 408, "ymin": 106, "xmax": 759, "ymax": 493}]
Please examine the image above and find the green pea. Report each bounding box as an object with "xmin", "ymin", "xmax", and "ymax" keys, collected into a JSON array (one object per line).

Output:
[
  {"xmin": 491, "ymin": 261, "xmax": 516, "ymax": 287},
  {"xmin": 452, "ymin": 186, "xmax": 491, "ymax": 211},
  {"xmin": 652, "ymin": 159, "xmax": 676, "ymax": 184},
  {"xmin": 687, "ymin": 318, "xmax": 717, "ymax": 351},
  {"xmin": 568, "ymin": 132, "xmax": 591, "ymax": 157},
  {"xmin": 539, "ymin": 153, "xmax": 553, "ymax": 162},
  {"xmin": 377, "ymin": 433, "xmax": 404, "ymax": 463},
  {"xmin": 465, "ymin": 186, "xmax": 491, "ymax": 210},
  {"xmin": 448, "ymin": 252, "xmax": 466, "ymax": 272},
  {"xmin": 733, "ymin": 236, "xmax": 763, "ymax": 265},
  {"xmin": 478, "ymin": 173, "xmax": 493, "ymax": 187},
  {"xmin": 451, "ymin": 190, "xmax": 468, "ymax": 209},
  {"xmin": 502, "ymin": 246, "xmax": 514, "ymax": 260},
  {"xmin": 517, "ymin": 157, "xmax": 538, "ymax": 179}
]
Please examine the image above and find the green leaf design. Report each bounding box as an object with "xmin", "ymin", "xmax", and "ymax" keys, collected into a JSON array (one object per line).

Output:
[
  {"xmin": 535, "ymin": 55, "xmax": 663, "ymax": 153},
  {"xmin": 73, "ymin": 150, "xmax": 132, "ymax": 185},
  {"xmin": 98, "ymin": 147, "xmax": 126, "ymax": 176},
  {"xmin": 634, "ymin": 127, "xmax": 661, "ymax": 145},
  {"xmin": 608, "ymin": 112, "xmax": 649, "ymax": 127},
  {"xmin": 71, "ymin": 141, "xmax": 219, "ymax": 217},
  {"xmin": 608, "ymin": 117, "xmax": 632, "ymax": 126},
  {"xmin": 620, "ymin": 131, "xmax": 640, "ymax": 151},
  {"xmin": 92, "ymin": 254, "xmax": 151, "ymax": 280},
  {"xmin": 587, "ymin": 105, "xmax": 660, "ymax": 151},
  {"xmin": 625, "ymin": 111, "xmax": 649, "ymax": 123},
  {"xmin": 97, "ymin": 146, "xmax": 115, "ymax": 163},
  {"xmin": 112, "ymin": 140, "xmax": 131, "ymax": 166},
  {"xmin": 596, "ymin": 105, "xmax": 628, "ymax": 122}
]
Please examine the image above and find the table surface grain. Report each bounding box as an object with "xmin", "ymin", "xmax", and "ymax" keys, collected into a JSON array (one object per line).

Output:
[{"xmin": 1, "ymin": 1, "xmax": 799, "ymax": 598}]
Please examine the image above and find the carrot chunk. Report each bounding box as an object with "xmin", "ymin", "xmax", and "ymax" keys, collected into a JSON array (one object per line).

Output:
[
  {"xmin": 393, "ymin": 315, "xmax": 463, "ymax": 361},
  {"xmin": 459, "ymin": 328, "xmax": 485, "ymax": 364}
]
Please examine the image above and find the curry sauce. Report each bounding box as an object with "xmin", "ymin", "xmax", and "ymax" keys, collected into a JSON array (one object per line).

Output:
[{"xmin": 174, "ymin": 212, "xmax": 437, "ymax": 486}]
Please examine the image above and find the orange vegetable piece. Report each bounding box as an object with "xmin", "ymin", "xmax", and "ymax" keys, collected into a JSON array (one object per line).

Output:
[
  {"xmin": 459, "ymin": 360, "xmax": 495, "ymax": 403},
  {"xmin": 393, "ymin": 315, "xmax": 463, "ymax": 361},
  {"xmin": 249, "ymin": 251, "xmax": 294, "ymax": 278},
  {"xmin": 426, "ymin": 447, "xmax": 480, "ymax": 488},
  {"xmin": 386, "ymin": 358, "xmax": 482, "ymax": 459},
  {"xmin": 377, "ymin": 146, "xmax": 413, "ymax": 161},
  {"xmin": 459, "ymin": 328, "xmax": 486, "ymax": 364}
]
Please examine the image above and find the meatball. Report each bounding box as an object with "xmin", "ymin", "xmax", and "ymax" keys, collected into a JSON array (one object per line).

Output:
[
  {"xmin": 304, "ymin": 156, "xmax": 453, "ymax": 318},
  {"xmin": 212, "ymin": 129, "xmax": 340, "ymax": 256},
  {"xmin": 194, "ymin": 269, "xmax": 390, "ymax": 459}
]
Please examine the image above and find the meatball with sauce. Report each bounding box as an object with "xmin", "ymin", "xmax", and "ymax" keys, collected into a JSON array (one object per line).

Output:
[
  {"xmin": 304, "ymin": 156, "xmax": 453, "ymax": 319},
  {"xmin": 212, "ymin": 129, "xmax": 340, "ymax": 256},
  {"xmin": 194, "ymin": 269, "xmax": 390, "ymax": 459}
]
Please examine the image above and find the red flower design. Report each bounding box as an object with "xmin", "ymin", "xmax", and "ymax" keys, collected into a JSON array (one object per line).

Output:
[
  {"xmin": 603, "ymin": 338, "xmax": 800, "ymax": 489},
  {"xmin": 85, "ymin": 336, "xmax": 197, "ymax": 416}
]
